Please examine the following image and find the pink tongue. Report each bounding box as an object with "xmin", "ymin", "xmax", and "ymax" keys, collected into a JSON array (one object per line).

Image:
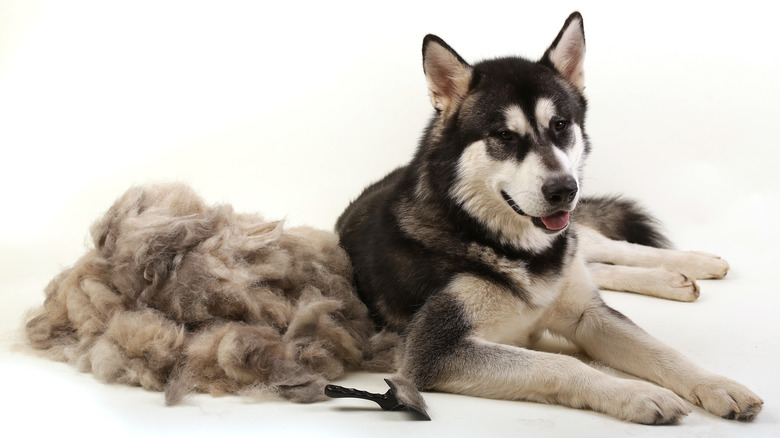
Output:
[{"xmin": 541, "ymin": 211, "xmax": 570, "ymax": 230}]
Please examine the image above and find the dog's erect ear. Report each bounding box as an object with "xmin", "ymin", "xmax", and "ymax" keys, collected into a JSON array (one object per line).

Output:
[
  {"xmin": 422, "ymin": 35, "xmax": 472, "ymax": 113},
  {"xmin": 541, "ymin": 12, "xmax": 586, "ymax": 91}
]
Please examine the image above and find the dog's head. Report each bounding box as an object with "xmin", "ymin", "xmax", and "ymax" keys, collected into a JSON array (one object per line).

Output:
[{"xmin": 422, "ymin": 12, "xmax": 588, "ymax": 250}]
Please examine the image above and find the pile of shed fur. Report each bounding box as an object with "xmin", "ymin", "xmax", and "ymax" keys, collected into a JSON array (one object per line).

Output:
[{"xmin": 25, "ymin": 183, "xmax": 399, "ymax": 404}]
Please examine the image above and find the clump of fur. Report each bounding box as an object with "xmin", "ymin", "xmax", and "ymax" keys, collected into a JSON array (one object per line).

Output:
[{"xmin": 25, "ymin": 183, "xmax": 400, "ymax": 404}]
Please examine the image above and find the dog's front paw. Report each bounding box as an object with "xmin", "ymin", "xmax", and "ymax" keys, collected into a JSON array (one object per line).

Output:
[
  {"xmin": 612, "ymin": 381, "xmax": 691, "ymax": 425},
  {"xmin": 689, "ymin": 376, "xmax": 763, "ymax": 421},
  {"xmin": 656, "ymin": 270, "xmax": 700, "ymax": 302}
]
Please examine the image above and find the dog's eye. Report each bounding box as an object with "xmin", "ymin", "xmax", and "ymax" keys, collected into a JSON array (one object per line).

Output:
[
  {"xmin": 552, "ymin": 120, "xmax": 569, "ymax": 132},
  {"xmin": 497, "ymin": 130, "xmax": 513, "ymax": 140}
]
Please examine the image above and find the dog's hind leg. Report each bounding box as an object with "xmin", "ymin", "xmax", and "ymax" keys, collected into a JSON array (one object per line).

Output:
[
  {"xmin": 578, "ymin": 225, "xmax": 730, "ymax": 281},
  {"xmin": 588, "ymin": 263, "xmax": 700, "ymax": 302}
]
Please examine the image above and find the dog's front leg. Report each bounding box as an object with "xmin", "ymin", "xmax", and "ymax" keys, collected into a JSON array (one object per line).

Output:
[
  {"xmin": 399, "ymin": 292, "xmax": 691, "ymax": 424},
  {"xmin": 547, "ymin": 283, "xmax": 764, "ymax": 420}
]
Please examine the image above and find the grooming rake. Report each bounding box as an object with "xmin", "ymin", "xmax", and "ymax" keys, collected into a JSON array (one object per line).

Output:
[{"xmin": 324, "ymin": 379, "xmax": 431, "ymax": 420}]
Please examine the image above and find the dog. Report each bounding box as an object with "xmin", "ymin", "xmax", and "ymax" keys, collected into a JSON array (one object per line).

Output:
[{"xmin": 335, "ymin": 12, "xmax": 762, "ymax": 423}]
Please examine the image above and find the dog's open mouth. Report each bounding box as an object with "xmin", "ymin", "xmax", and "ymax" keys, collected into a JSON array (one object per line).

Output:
[{"xmin": 501, "ymin": 190, "xmax": 570, "ymax": 231}]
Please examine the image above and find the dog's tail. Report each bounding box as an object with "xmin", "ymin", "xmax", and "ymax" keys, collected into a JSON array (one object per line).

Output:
[{"xmin": 574, "ymin": 196, "xmax": 672, "ymax": 249}]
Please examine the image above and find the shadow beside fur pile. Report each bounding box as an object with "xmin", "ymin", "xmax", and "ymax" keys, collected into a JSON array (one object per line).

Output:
[{"xmin": 25, "ymin": 183, "xmax": 399, "ymax": 404}]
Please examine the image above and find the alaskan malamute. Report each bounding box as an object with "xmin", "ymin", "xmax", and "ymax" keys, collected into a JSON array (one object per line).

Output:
[{"xmin": 335, "ymin": 12, "xmax": 762, "ymax": 423}]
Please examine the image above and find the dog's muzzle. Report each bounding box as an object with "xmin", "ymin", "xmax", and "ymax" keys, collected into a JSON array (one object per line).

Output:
[{"xmin": 501, "ymin": 190, "xmax": 571, "ymax": 232}]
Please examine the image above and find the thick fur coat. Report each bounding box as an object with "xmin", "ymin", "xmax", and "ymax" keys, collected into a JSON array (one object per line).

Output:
[{"xmin": 25, "ymin": 183, "xmax": 399, "ymax": 403}]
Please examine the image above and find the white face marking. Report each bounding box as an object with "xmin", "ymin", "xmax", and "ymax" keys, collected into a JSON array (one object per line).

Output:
[
  {"xmin": 504, "ymin": 105, "xmax": 530, "ymax": 136},
  {"xmin": 556, "ymin": 123, "xmax": 586, "ymax": 185},
  {"xmin": 450, "ymin": 142, "xmax": 556, "ymax": 251},
  {"xmin": 535, "ymin": 98, "xmax": 555, "ymax": 129},
  {"xmin": 571, "ymin": 124, "xmax": 586, "ymax": 166},
  {"xmin": 534, "ymin": 96, "xmax": 583, "ymax": 173},
  {"xmin": 509, "ymin": 151, "xmax": 555, "ymax": 216}
]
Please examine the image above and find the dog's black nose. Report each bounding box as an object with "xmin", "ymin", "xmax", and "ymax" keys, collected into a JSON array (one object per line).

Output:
[{"xmin": 542, "ymin": 175, "xmax": 578, "ymax": 205}]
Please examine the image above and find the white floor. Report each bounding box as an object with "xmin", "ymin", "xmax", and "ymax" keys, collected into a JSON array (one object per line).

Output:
[{"xmin": 1, "ymin": 1, "xmax": 778, "ymax": 437}]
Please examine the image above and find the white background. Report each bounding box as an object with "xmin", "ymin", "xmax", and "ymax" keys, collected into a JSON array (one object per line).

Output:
[{"xmin": 1, "ymin": 1, "xmax": 778, "ymax": 437}]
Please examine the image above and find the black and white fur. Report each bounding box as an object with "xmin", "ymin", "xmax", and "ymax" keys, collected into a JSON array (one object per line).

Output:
[{"xmin": 336, "ymin": 12, "xmax": 761, "ymax": 423}]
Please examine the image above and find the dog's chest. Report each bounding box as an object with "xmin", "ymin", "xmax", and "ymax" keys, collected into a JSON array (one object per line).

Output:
[{"xmin": 448, "ymin": 267, "xmax": 565, "ymax": 346}]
